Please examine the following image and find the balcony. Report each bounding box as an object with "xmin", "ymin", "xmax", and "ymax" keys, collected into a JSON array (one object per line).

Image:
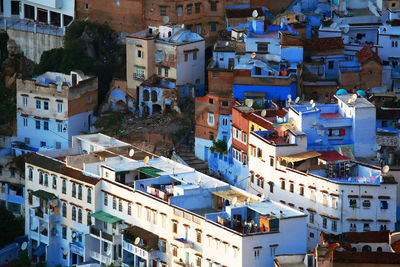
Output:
[
  {"xmin": 320, "ymin": 117, "xmax": 353, "ymax": 128},
  {"xmin": 90, "ymin": 226, "xmax": 113, "ymax": 242},
  {"xmin": 134, "ymin": 73, "xmax": 145, "ymax": 81},
  {"xmin": 90, "ymin": 251, "xmax": 112, "ymax": 265}
]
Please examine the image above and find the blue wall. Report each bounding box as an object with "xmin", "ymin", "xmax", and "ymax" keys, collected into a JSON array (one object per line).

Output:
[{"xmin": 233, "ymin": 83, "xmax": 297, "ymax": 102}]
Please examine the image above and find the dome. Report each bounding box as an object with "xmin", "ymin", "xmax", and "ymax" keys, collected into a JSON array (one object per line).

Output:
[
  {"xmin": 336, "ymin": 89, "xmax": 348, "ymax": 95},
  {"xmin": 356, "ymin": 90, "xmax": 366, "ymax": 97}
]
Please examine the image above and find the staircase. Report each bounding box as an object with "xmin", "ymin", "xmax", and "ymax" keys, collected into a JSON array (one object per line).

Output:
[{"xmin": 177, "ymin": 144, "xmax": 209, "ymax": 174}]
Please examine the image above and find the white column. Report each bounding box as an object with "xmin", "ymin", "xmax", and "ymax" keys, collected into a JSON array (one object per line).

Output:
[
  {"xmin": 3, "ymin": 0, "xmax": 12, "ymax": 17},
  {"xmin": 34, "ymin": 6, "xmax": 37, "ymax": 21},
  {"xmin": 19, "ymin": 1, "xmax": 24, "ymax": 19},
  {"xmin": 47, "ymin": 10, "xmax": 50, "ymax": 25},
  {"xmin": 60, "ymin": 13, "xmax": 64, "ymax": 28}
]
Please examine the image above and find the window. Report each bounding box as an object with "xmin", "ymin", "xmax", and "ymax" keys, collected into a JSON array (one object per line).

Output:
[
  {"xmin": 162, "ymin": 214, "xmax": 166, "ymax": 228},
  {"xmin": 332, "ymin": 198, "xmax": 338, "ymax": 209},
  {"xmin": 332, "ymin": 220, "xmax": 337, "ymax": 232},
  {"xmin": 222, "ymin": 117, "xmax": 228, "ymax": 126},
  {"xmin": 128, "ymin": 204, "xmax": 131, "ymax": 215},
  {"xmin": 255, "ymin": 67, "xmax": 262, "ymax": 75},
  {"xmin": 24, "ymin": 137, "xmax": 30, "ymax": 144},
  {"xmin": 270, "ymin": 157, "xmax": 274, "ymax": 167},
  {"xmin": 137, "ymin": 50, "xmax": 143, "ymax": 58},
  {"xmin": 152, "ymin": 211, "xmax": 157, "ymax": 224},
  {"xmin": 56, "ymin": 142, "xmax": 61, "ymax": 149},
  {"xmin": 172, "ymin": 246, "xmax": 178, "ymax": 257},
  {"xmin": 23, "ymin": 117, "xmax": 28, "ymax": 127},
  {"xmin": 323, "ymin": 195, "xmax": 328, "ymax": 206},
  {"xmin": 195, "ymin": 3, "xmax": 201, "ymax": 13},
  {"xmin": 173, "ymin": 221, "xmax": 178, "ymax": 233},
  {"xmin": 137, "ymin": 204, "xmax": 142, "ymax": 218},
  {"xmin": 254, "ymin": 249, "xmax": 260, "ymax": 259},
  {"xmin": 72, "ymin": 183, "xmax": 76, "ymax": 198},
  {"xmin": 196, "ymin": 231, "xmax": 202, "ymax": 243},
  {"xmin": 78, "ymin": 209, "xmax": 82, "ymax": 223},
  {"xmin": 160, "ymin": 6, "xmax": 166, "ymax": 16},
  {"xmin": 40, "ymin": 141, "xmax": 46, "ymax": 147},
  {"xmin": 113, "ymin": 197, "xmax": 117, "ymax": 209},
  {"xmin": 43, "ymin": 121, "xmax": 49, "ymax": 131},
  {"xmin": 87, "ymin": 211, "xmax": 91, "ymax": 225},
  {"xmin": 87, "ymin": 188, "xmax": 92, "ymax": 203},
  {"xmin": 185, "ymin": 53, "xmax": 189, "ymax": 62},
  {"xmin": 164, "ymin": 68, "xmax": 168, "ymax": 77},
  {"xmin": 39, "ymin": 172, "xmax": 43, "ymax": 184},
  {"xmin": 350, "ymin": 223, "xmax": 357, "ymax": 232},
  {"xmin": 156, "ymin": 50, "xmax": 163, "ymax": 63},
  {"xmin": 362, "ymin": 200, "xmax": 371, "ymax": 208},
  {"xmin": 380, "ymin": 224, "xmax": 387, "ymax": 231},
  {"xmin": 62, "ymin": 226, "xmax": 67, "ymax": 239},
  {"xmin": 72, "ymin": 206, "xmax": 76, "ymax": 221},
  {"xmin": 269, "ymin": 183, "xmax": 273, "ymax": 193},
  {"xmin": 196, "ymin": 257, "xmax": 201, "ymax": 266},
  {"xmin": 243, "ymin": 132, "xmax": 247, "ymax": 143},
  {"xmin": 119, "ymin": 200, "xmax": 122, "ymax": 212},
  {"xmin": 146, "ymin": 208, "xmax": 151, "ymax": 222},
  {"xmin": 257, "ymin": 148, "xmax": 262, "ymax": 158},
  {"xmin": 23, "ymin": 96, "xmax": 28, "ymax": 107},
  {"xmin": 260, "ymin": 178, "xmax": 264, "ymax": 189},
  {"xmin": 257, "ymin": 43, "xmax": 268, "ymax": 52},
  {"xmin": 57, "ymin": 123, "xmax": 63, "ymax": 133},
  {"xmin": 208, "ymin": 113, "xmax": 214, "ymax": 126},
  {"xmin": 193, "ymin": 51, "xmax": 197, "ymax": 60},
  {"xmin": 28, "ymin": 167, "xmax": 33, "ymax": 181},
  {"xmin": 363, "ymin": 223, "xmax": 370, "ymax": 231},
  {"xmin": 210, "ymin": 1, "xmax": 217, "ymax": 11},
  {"xmin": 187, "ymin": 4, "xmax": 192, "ymax": 15},
  {"xmin": 158, "ymin": 67, "xmax": 162, "ymax": 75},
  {"xmin": 78, "ymin": 185, "xmax": 82, "ymax": 200},
  {"xmin": 62, "ymin": 179, "xmax": 66, "ymax": 194},
  {"xmin": 196, "ymin": 24, "xmax": 202, "ymax": 34},
  {"xmin": 177, "ymin": 5, "xmax": 182, "ymax": 16},
  {"xmin": 57, "ymin": 103, "xmax": 63, "ymax": 113},
  {"xmin": 62, "ymin": 203, "xmax": 67, "ymax": 218},
  {"xmin": 322, "ymin": 218, "xmax": 327, "ymax": 229},
  {"xmin": 281, "ymin": 180, "xmax": 285, "ymax": 190},
  {"xmin": 210, "ymin": 22, "xmax": 217, "ymax": 32},
  {"xmin": 300, "ymin": 186, "xmax": 304, "ymax": 196},
  {"xmin": 328, "ymin": 61, "xmax": 334, "ymax": 69},
  {"xmin": 290, "ymin": 183, "xmax": 294, "ymax": 193},
  {"xmin": 52, "ymin": 176, "xmax": 57, "ymax": 189},
  {"xmin": 43, "ymin": 101, "xmax": 49, "ymax": 110},
  {"xmin": 349, "ymin": 199, "xmax": 357, "ymax": 208},
  {"xmin": 380, "ymin": 200, "xmax": 388, "ymax": 209},
  {"xmin": 36, "ymin": 100, "xmax": 41, "ymax": 109},
  {"xmin": 35, "ymin": 120, "xmax": 40, "ymax": 129},
  {"xmin": 309, "ymin": 212, "xmax": 314, "ymax": 224},
  {"xmin": 160, "ymin": 240, "xmax": 167, "ymax": 253}
]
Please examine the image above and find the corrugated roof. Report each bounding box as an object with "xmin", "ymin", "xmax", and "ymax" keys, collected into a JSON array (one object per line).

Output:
[
  {"xmin": 25, "ymin": 153, "xmax": 99, "ymax": 185},
  {"xmin": 279, "ymin": 151, "xmax": 321, "ymax": 163},
  {"xmin": 32, "ymin": 190, "xmax": 56, "ymax": 201},
  {"xmin": 91, "ymin": 211, "xmax": 123, "ymax": 224}
]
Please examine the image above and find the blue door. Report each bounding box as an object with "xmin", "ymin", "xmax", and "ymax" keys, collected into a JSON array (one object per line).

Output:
[{"xmin": 204, "ymin": 146, "xmax": 209, "ymax": 161}]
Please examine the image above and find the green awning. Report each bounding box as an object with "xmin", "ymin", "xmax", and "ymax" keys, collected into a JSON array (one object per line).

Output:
[
  {"xmin": 91, "ymin": 211, "xmax": 123, "ymax": 224},
  {"xmin": 32, "ymin": 190, "xmax": 56, "ymax": 201},
  {"xmin": 137, "ymin": 167, "xmax": 163, "ymax": 177}
]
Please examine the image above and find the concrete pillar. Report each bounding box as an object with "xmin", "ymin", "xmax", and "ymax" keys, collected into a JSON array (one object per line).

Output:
[
  {"xmin": 60, "ymin": 13, "xmax": 64, "ymax": 28},
  {"xmin": 19, "ymin": 1, "xmax": 24, "ymax": 19},
  {"xmin": 34, "ymin": 5, "xmax": 37, "ymax": 20},
  {"xmin": 3, "ymin": 0, "xmax": 11, "ymax": 17},
  {"xmin": 47, "ymin": 10, "xmax": 50, "ymax": 25}
]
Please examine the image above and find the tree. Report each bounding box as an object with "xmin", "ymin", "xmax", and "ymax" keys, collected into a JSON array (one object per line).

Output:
[{"xmin": 0, "ymin": 205, "xmax": 24, "ymax": 249}]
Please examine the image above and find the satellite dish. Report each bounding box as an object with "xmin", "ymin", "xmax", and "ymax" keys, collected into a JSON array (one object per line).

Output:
[
  {"xmin": 312, "ymin": 103, "xmax": 316, "ymax": 109},
  {"xmin": 63, "ymin": 247, "xmax": 68, "ymax": 256},
  {"xmin": 129, "ymin": 149, "xmax": 135, "ymax": 157},
  {"xmin": 21, "ymin": 242, "xmax": 27, "ymax": 251},
  {"xmin": 295, "ymin": 97, "xmax": 300, "ymax": 103},
  {"xmin": 382, "ymin": 165, "xmax": 390, "ymax": 174},
  {"xmin": 251, "ymin": 52, "xmax": 256, "ymax": 59},
  {"xmin": 144, "ymin": 156, "xmax": 149, "ymax": 165},
  {"xmin": 309, "ymin": 99, "xmax": 314, "ymax": 105},
  {"xmin": 289, "ymin": 118, "xmax": 296, "ymax": 128},
  {"xmin": 39, "ymin": 224, "xmax": 46, "ymax": 232},
  {"xmin": 134, "ymin": 237, "xmax": 141, "ymax": 246},
  {"xmin": 72, "ymin": 232, "xmax": 77, "ymax": 239},
  {"xmin": 225, "ymin": 41, "xmax": 229, "ymax": 47},
  {"xmin": 261, "ymin": 109, "xmax": 267, "ymax": 117},
  {"xmin": 163, "ymin": 16, "xmax": 170, "ymax": 24},
  {"xmin": 287, "ymin": 94, "xmax": 292, "ymax": 101},
  {"xmin": 252, "ymin": 10, "xmax": 259, "ymax": 18},
  {"xmin": 351, "ymin": 94, "xmax": 357, "ymax": 102},
  {"xmin": 330, "ymin": 22, "xmax": 337, "ymax": 29},
  {"xmin": 246, "ymin": 100, "xmax": 253, "ymax": 108},
  {"xmin": 232, "ymin": 197, "xmax": 238, "ymax": 205}
]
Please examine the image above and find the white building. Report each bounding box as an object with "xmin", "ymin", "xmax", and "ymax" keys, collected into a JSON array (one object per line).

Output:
[
  {"xmin": 246, "ymin": 124, "xmax": 397, "ymax": 250},
  {"xmin": 24, "ymin": 134, "xmax": 307, "ymax": 267},
  {"xmin": 1, "ymin": 0, "xmax": 74, "ymax": 27},
  {"xmin": 15, "ymin": 71, "xmax": 98, "ymax": 154}
]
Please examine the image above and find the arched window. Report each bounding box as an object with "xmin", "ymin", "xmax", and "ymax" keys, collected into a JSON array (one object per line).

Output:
[
  {"xmin": 78, "ymin": 185, "xmax": 82, "ymax": 200},
  {"xmin": 72, "ymin": 183, "xmax": 76, "ymax": 198},
  {"xmin": 87, "ymin": 211, "xmax": 91, "ymax": 225},
  {"xmin": 78, "ymin": 209, "xmax": 82, "ymax": 223},
  {"xmin": 352, "ymin": 247, "xmax": 357, "ymax": 252},
  {"xmin": 113, "ymin": 197, "xmax": 117, "ymax": 209},
  {"xmin": 281, "ymin": 180, "xmax": 285, "ymax": 190},
  {"xmin": 28, "ymin": 168, "xmax": 33, "ymax": 181},
  {"xmin": 289, "ymin": 183, "xmax": 294, "ymax": 193},
  {"xmin": 62, "ymin": 179, "xmax": 67, "ymax": 194},
  {"xmin": 72, "ymin": 206, "xmax": 76, "ymax": 221},
  {"xmin": 143, "ymin": 90, "xmax": 149, "ymax": 101},
  {"xmin": 62, "ymin": 203, "xmax": 67, "ymax": 218},
  {"xmin": 87, "ymin": 188, "xmax": 92, "ymax": 203},
  {"xmin": 362, "ymin": 245, "xmax": 371, "ymax": 252},
  {"xmin": 151, "ymin": 91, "xmax": 158, "ymax": 102},
  {"xmin": 52, "ymin": 175, "xmax": 57, "ymax": 189},
  {"xmin": 39, "ymin": 172, "xmax": 44, "ymax": 184},
  {"xmin": 377, "ymin": 246, "xmax": 382, "ymax": 252},
  {"xmin": 44, "ymin": 173, "xmax": 49, "ymax": 186}
]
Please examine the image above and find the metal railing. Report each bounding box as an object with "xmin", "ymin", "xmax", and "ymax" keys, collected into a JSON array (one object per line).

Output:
[{"xmin": 0, "ymin": 17, "xmax": 65, "ymax": 36}]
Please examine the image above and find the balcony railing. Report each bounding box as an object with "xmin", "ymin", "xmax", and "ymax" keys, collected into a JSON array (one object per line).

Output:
[
  {"xmin": 90, "ymin": 251, "xmax": 112, "ymax": 265},
  {"xmin": 89, "ymin": 226, "xmax": 113, "ymax": 242}
]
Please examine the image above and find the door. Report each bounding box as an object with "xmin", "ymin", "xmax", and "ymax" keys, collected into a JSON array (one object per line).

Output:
[
  {"xmin": 185, "ymin": 252, "xmax": 189, "ymax": 264},
  {"xmin": 204, "ymin": 147, "xmax": 209, "ymax": 161}
]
